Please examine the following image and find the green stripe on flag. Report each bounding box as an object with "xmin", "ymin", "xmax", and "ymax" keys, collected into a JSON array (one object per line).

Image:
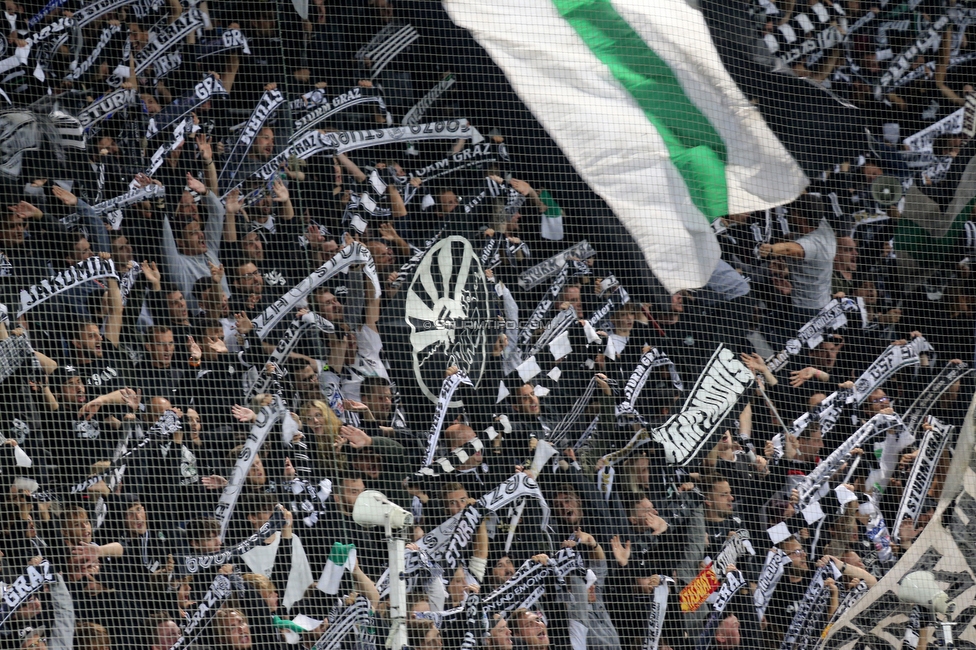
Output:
[{"xmin": 553, "ymin": 0, "xmax": 729, "ymax": 219}]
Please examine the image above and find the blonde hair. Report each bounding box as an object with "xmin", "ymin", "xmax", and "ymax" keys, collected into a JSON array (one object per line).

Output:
[
  {"xmin": 241, "ymin": 572, "xmax": 275, "ymax": 594},
  {"xmin": 304, "ymin": 400, "xmax": 346, "ymax": 473}
]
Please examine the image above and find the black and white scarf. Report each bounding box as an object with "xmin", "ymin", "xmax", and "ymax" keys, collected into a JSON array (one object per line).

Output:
[
  {"xmin": 335, "ymin": 120, "xmax": 483, "ymax": 156},
  {"xmin": 598, "ymin": 346, "xmax": 753, "ymax": 496},
  {"xmin": 902, "ymin": 604, "xmax": 923, "ymax": 650},
  {"xmin": 218, "ymin": 88, "xmax": 285, "ymax": 182},
  {"xmin": 64, "ymin": 23, "xmax": 121, "ymax": 82},
  {"xmin": 417, "ymin": 503, "xmax": 483, "ymax": 572},
  {"xmin": 642, "ymin": 577, "xmax": 674, "ymax": 650},
  {"xmin": 0, "ymin": 334, "xmax": 35, "ymax": 383},
  {"xmin": 311, "ymin": 596, "xmax": 374, "ymax": 650},
  {"xmin": 342, "ymin": 184, "xmax": 392, "ymax": 235},
  {"xmin": 244, "ymin": 311, "xmax": 334, "ymax": 401},
  {"xmin": 902, "ymin": 360, "xmax": 972, "ymax": 435},
  {"xmin": 714, "ymin": 529, "xmax": 756, "ymax": 574},
  {"xmin": 789, "ymin": 388, "xmax": 853, "ymax": 439},
  {"xmin": 392, "ymin": 224, "xmax": 446, "ymax": 289},
  {"xmin": 411, "ymin": 142, "xmax": 500, "ymax": 182},
  {"xmin": 753, "ymin": 549, "xmax": 793, "ymax": 621},
  {"xmin": 414, "ymin": 473, "xmax": 548, "ymax": 571},
  {"xmin": 0, "ymin": 560, "xmax": 57, "ymax": 626},
  {"xmin": 459, "ymin": 591, "xmax": 485, "ymax": 650},
  {"xmin": 146, "ymin": 74, "xmax": 228, "ymax": 139},
  {"xmin": 875, "ymin": 14, "xmax": 949, "ymax": 99},
  {"xmin": 615, "ymin": 348, "xmax": 683, "ymax": 427},
  {"xmin": 795, "ymin": 412, "xmax": 902, "ymax": 509},
  {"xmin": 231, "ymin": 121, "xmax": 475, "ymax": 201},
  {"xmin": 375, "ymin": 548, "xmax": 440, "ymax": 600},
  {"xmin": 409, "ymin": 437, "xmax": 496, "ymax": 484},
  {"xmin": 249, "ymin": 242, "xmax": 378, "ymax": 340},
  {"xmin": 421, "ymin": 548, "xmax": 584, "ymax": 625},
  {"xmin": 765, "ymin": 298, "xmax": 861, "ymax": 373},
  {"xmin": 17, "ymin": 256, "xmax": 117, "ymax": 317},
  {"xmin": 461, "ymin": 176, "xmax": 525, "ymax": 217},
  {"xmin": 29, "ymin": 0, "xmax": 138, "ymax": 73},
  {"xmin": 28, "ymin": 0, "xmax": 68, "ymax": 28},
  {"xmin": 893, "ymin": 415, "xmax": 953, "ymax": 543},
  {"xmin": 812, "ymin": 580, "xmax": 868, "ymax": 650},
  {"xmin": 107, "ymin": 9, "xmax": 205, "ymax": 87},
  {"xmin": 78, "ymin": 88, "xmax": 138, "ymax": 131},
  {"xmin": 89, "ymin": 184, "xmax": 164, "ymax": 216},
  {"xmin": 146, "ymin": 118, "xmax": 195, "ymax": 176},
  {"xmin": 419, "ymin": 370, "xmax": 472, "ymax": 469},
  {"xmin": 519, "ymin": 263, "xmax": 573, "ymax": 350},
  {"xmin": 70, "ymin": 410, "xmax": 181, "ymax": 494},
  {"xmin": 649, "ymin": 345, "xmax": 752, "ymax": 466},
  {"xmin": 546, "ymin": 375, "xmax": 606, "ymax": 450},
  {"xmin": 850, "ymin": 336, "xmax": 934, "ymax": 405},
  {"xmin": 479, "ymin": 231, "xmax": 504, "ymax": 272},
  {"xmin": 403, "ymin": 73, "xmax": 456, "ymax": 126},
  {"xmin": 152, "ymin": 51, "xmax": 182, "ymax": 84},
  {"xmin": 357, "ymin": 22, "xmax": 419, "ymax": 79},
  {"xmin": 169, "ymin": 573, "xmax": 245, "ymax": 650},
  {"xmin": 213, "ymin": 396, "xmax": 288, "ymax": 540},
  {"xmin": 518, "ymin": 241, "xmax": 597, "ymax": 290},
  {"xmin": 290, "ymin": 86, "xmax": 390, "ymax": 142},
  {"xmin": 586, "ymin": 281, "xmax": 628, "ymax": 330},
  {"xmin": 184, "ymin": 509, "xmax": 285, "ymax": 574},
  {"xmin": 524, "ymin": 306, "xmax": 577, "ymax": 360},
  {"xmin": 193, "ymin": 29, "xmax": 250, "ymax": 60},
  {"xmin": 780, "ymin": 565, "xmax": 838, "ymax": 650}
]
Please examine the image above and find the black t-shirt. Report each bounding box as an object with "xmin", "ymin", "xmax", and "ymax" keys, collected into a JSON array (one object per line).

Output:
[
  {"xmin": 76, "ymin": 342, "xmax": 132, "ymax": 398},
  {"xmin": 132, "ymin": 362, "xmax": 185, "ymax": 404},
  {"xmin": 46, "ymin": 409, "xmax": 116, "ymax": 489},
  {"xmin": 764, "ymin": 575, "xmax": 809, "ymax": 637},
  {"xmin": 182, "ymin": 356, "xmax": 247, "ymax": 430}
]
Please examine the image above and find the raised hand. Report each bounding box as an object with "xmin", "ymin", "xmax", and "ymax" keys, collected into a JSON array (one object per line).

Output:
[
  {"xmin": 611, "ymin": 535, "xmax": 632, "ymax": 567},
  {"xmin": 9, "ymin": 201, "xmax": 43, "ymax": 220},
  {"xmin": 186, "ymin": 172, "xmax": 207, "ymax": 196},
  {"xmin": 52, "ymin": 186, "xmax": 78, "ymax": 207},
  {"xmin": 231, "ymin": 404, "xmax": 256, "ymax": 423},
  {"xmin": 225, "ymin": 188, "xmax": 243, "ymax": 215},
  {"xmin": 234, "ymin": 312, "xmax": 253, "ymax": 336},
  {"xmin": 337, "ymin": 425, "xmax": 372, "ymax": 449},
  {"xmin": 272, "ymin": 179, "xmax": 290, "ymax": 203}
]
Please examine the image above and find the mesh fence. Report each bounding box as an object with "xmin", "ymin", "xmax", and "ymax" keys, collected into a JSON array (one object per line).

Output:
[{"xmin": 0, "ymin": 0, "xmax": 973, "ymax": 649}]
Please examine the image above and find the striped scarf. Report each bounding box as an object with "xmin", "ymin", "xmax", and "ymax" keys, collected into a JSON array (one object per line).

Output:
[
  {"xmin": 70, "ymin": 410, "xmax": 181, "ymax": 494},
  {"xmin": 184, "ymin": 510, "xmax": 285, "ymax": 575},
  {"xmin": 893, "ymin": 415, "xmax": 953, "ymax": 544},
  {"xmin": 765, "ymin": 298, "xmax": 861, "ymax": 374},
  {"xmin": 250, "ymin": 242, "xmax": 379, "ymax": 340},
  {"xmin": 357, "ymin": 22, "xmax": 419, "ymax": 79},
  {"xmin": 106, "ymin": 9, "xmax": 205, "ymax": 87},
  {"xmin": 291, "ymin": 86, "xmax": 390, "ymax": 142},
  {"xmin": 419, "ymin": 548, "xmax": 585, "ymax": 626},
  {"xmin": 169, "ymin": 573, "xmax": 245, "ymax": 650},
  {"xmin": 218, "ymin": 87, "xmax": 285, "ymax": 181}
]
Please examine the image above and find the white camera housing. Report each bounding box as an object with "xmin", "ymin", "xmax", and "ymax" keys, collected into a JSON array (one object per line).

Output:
[
  {"xmin": 352, "ymin": 490, "xmax": 414, "ymax": 533},
  {"xmin": 898, "ymin": 571, "xmax": 956, "ymax": 615}
]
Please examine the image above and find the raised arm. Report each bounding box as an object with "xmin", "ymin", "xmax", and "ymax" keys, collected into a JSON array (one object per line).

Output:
[{"xmin": 103, "ymin": 258, "xmax": 124, "ymax": 347}]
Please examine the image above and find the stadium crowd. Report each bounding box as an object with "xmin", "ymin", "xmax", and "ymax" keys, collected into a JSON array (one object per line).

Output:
[{"xmin": 0, "ymin": 0, "xmax": 973, "ymax": 649}]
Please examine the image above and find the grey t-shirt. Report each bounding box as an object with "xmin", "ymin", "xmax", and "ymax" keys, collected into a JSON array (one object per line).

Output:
[{"xmin": 790, "ymin": 219, "xmax": 836, "ymax": 310}]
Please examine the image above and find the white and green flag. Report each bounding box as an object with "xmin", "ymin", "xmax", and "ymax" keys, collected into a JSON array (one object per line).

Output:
[{"xmin": 443, "ymin": 0, "xmax": 809, "ymax": 292}]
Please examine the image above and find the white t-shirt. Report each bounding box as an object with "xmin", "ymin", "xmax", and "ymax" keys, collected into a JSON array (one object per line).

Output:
[{"xmin": 354, "ymin": 325, "xmax": 390, "ymax": 381}]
